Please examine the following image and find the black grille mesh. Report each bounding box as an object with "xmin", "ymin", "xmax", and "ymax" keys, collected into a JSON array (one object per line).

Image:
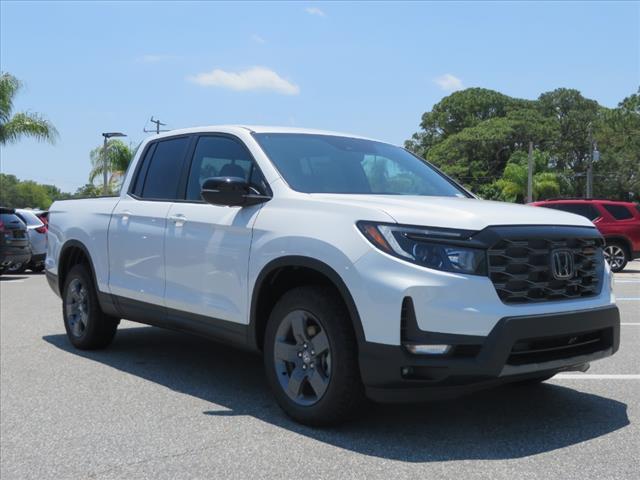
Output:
[{"xmin": 488, "ymin": 237, "xmax": 604, "ymax": 304}]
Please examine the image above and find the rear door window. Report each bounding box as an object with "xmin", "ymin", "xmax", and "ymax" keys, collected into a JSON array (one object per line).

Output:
[
  {"xmin": 550, "ymin": 203, "xmax": 601, "ymax": 221},
  {"xmin": 603, "ymin": 204, "xmax": 634, "ymax": 220},
  {"xmin": 138, "ymin": 137, "xmax": 190, "ymax": 200}
]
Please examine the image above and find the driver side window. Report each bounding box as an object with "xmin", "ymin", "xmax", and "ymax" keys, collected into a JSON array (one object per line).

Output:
[{"xmin": 185, "ymin": 135, "xmax": 267, "ymax": 201}]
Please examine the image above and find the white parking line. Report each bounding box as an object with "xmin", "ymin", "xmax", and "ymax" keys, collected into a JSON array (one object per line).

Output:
[
  {"xmin": 616, "ymin": 297, "xmax": 640, "ymax": 301},
  {"xmin": 0, "ymin": 279, "xmax": 24, "ymax": 283},
  {"xmin": 615, "ymin": 280, "xmax": 640, "ymax": 283},
  {"xmin": 554, "ymin": 374, "xmax": 640, "ymax": 380},
  {"xmin": 621, "ymin": 322, "xmax": 640, "ymax": 326}
]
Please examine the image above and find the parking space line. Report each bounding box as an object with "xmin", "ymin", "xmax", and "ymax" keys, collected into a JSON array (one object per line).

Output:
[
  {"xmin": 615, "ymin": 280, "xmax": 640, "ymax": 283},
  {"xmin": 616, "ymin": 297, "xmax": 640, "ymax": 301},
  {"xmin": 554, "ymin": 374, "xmax": 640, "ymax": 379}
]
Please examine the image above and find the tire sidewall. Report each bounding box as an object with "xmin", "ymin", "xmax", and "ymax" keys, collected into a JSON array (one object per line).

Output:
[
  {"xmin": 62, "ymin": 265, "xmax": 104, "ymax": 349},
  {"xmin": 263, "ymin": 287, "xmax": 362, "ymax": 425},
  {"xmin": 606, "ymin": 242, "xmax": 628, "ymax": 272}
]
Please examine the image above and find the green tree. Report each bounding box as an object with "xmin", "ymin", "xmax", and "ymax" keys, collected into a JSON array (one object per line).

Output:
[
  {"xmin": 73, "ymin": 183, "xmax": 103, "ymax": 198},
  {"xmin": 494, "ymin": 152, "xmax": 561, "ymax": 203},
  {"xmin": 593, "ymin": 89, "xmax": 640, "ymax": 200},
  {"xmin": 0, "ymin": 72, "xmax": 58, "ymax": 145},
  {"xmin": 88, "ymin": 139, "xmax": 134, "ymax": 191}
]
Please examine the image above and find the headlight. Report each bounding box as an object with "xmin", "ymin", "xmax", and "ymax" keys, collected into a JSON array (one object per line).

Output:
[{"xmin": 357, "ymin": 221, "xmax": 487, "ymax": 275}]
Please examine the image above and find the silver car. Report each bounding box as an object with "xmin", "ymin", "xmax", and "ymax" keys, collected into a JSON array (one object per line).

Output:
[{"xmin": 8, "ymin": 209, "xmax": 47, "ymax": 273}]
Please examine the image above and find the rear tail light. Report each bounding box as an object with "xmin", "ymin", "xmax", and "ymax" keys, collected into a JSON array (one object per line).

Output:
[{"xmin": 35, "ymin": 225, "xmax": 48, "ymax": 234}]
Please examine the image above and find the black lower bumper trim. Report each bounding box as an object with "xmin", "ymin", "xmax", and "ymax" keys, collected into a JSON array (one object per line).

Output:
[{"xmin": 359, "ymin": 305, "xmax": 620, "ymax": 402}]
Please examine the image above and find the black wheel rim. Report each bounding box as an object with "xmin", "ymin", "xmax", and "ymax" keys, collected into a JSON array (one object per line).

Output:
[
  {"xmin": 273, "ymin": 310, "xmax": 331, "ymax": 406},
  {"xmin": 604, "ymin": 245, "xmax": 625, "ymax": 271},
  {"xmin": 65, "ymin": 278, "xmax": 89, "ymax": 338}
]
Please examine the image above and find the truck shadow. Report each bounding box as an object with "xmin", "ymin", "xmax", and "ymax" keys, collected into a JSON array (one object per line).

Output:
[{"xmin": 43, "ymin": 326, "xmax": 630, "ymax": 463}]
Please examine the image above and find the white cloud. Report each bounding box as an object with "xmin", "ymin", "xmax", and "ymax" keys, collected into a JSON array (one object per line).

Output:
[
  {"xmin": 251, "ymin": 34, "xmax": 266, "ymax": 44},
  {"xmin": 187, "ymin": 66, "xmax": 300, "ymax": 95},
  {"xmin": 305, "ymin": 7, "xmax": 326, "ymax": 17},
  {"xmin": 137, "ymin": 54, "xmax": 175, "ymax": 63},
  {"xmin": 434, "ymin": 73, "xmax": 463, "ymax": 92}
]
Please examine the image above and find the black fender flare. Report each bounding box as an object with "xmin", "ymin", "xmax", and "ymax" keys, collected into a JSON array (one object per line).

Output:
[
  {"xmin": 57, "ymin": 239, "xmax": 119, "ymax": 316},
  {"xmin": 248, "ymin": 255, "xmax": 366, "ymax": 350}
]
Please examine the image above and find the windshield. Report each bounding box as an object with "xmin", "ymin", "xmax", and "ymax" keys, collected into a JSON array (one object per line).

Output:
[{"xmin": 254, "ymin": 133, "xmax": 468, "ymax": 197}]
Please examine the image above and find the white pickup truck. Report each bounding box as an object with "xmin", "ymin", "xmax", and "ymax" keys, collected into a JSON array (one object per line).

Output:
[{"xmin": 46, "ymin": 126, "xmax": 620, "ymax": 425}]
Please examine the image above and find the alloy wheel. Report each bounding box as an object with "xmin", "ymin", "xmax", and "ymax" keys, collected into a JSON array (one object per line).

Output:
[
  {"xmin": 273, "ymin": 310, "xmax": 331, "ymax": 406},
  {"xmin": 65, "ymin": 278, "xmax": 89, "ymax": 337},
  {"xmin": 604, "ymin": 245, "xmax": 626, "ymax": 271}
]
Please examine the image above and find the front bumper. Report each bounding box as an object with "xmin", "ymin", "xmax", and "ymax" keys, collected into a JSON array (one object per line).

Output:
[{"xmin": 360, "ymin": 305, "xmax": 620, "ymax": 402}]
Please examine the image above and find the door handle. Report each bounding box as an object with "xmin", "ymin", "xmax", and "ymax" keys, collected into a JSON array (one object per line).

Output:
[
  {"xmin": 121, "ymin": 210, "xmax": 132, "ymax": 221},
  {"xmin": 169, "ymin": 214, "xmax": 187, "ymax": 226}
]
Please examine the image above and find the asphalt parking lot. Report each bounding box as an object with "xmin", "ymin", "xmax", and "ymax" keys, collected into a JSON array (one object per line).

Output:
[{"xmin": 1, "ymin": 263, "xmax": 639, "ymax": 479}]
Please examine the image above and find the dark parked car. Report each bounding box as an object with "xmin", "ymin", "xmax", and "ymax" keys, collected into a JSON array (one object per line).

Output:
[
  {"xmin": 531, "ymin": 199, "xmax": 640, "ymax": 272},
  {"xmin": 0, "ymin": 207, "xmax": 31, "ymax": 275}
]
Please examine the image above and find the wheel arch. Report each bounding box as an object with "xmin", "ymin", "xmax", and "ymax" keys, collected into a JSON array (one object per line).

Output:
[
  {"xmin": 57, "ymin": 240, "xmax": 119, "ymax": 316},
  {"xmin": 249, "ymin": 256, "xmax": 365, "ymax": 352}
]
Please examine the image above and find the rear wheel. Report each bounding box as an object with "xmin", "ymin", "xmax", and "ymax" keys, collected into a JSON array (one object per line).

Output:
[
  {"xmin": 604, "ymin": 242, "xmax": 628, "ymax": 273},
  {"xmin": 6, "ymin": 262, "xmax": 26, "ymax": 274},
  {"xmin": 62, "ymin": 264, "xmax": 118, "ymax": 349},
  {"xmin": 264, "ymin": 286, "xmax": 364, "ymax": 426}
]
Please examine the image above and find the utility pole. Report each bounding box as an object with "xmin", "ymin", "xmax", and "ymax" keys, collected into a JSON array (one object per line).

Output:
[
  {"xmin": 101, "ymin": 132, "xmax": 127, "ymax": 195},
  {"xmin": 527, "ymin": 141, "xmax": 534, "ymax": 203},
  {"xmin": 144, "ymin": 116, "xmax": 169, "ymax": 134},
  {"xmin": 586, "ymin": 123, "xmax": 597, "ymax": 199}
]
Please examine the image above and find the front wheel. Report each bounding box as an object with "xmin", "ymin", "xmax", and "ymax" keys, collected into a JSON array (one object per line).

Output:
[
  {"xmin": 604, "ymin": 242, "xmax": 628, "ymax": 273},
  {"xmin": 62, "ymin": 264, "xmax": 118, "ymax": 349},
  {"xmin": 264, "ymin": 286, "xmax": 364, "ymax": 426}
]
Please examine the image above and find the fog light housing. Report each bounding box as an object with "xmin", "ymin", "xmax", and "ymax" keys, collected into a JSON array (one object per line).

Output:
[{"xmin": 405, "ymin": 344, "xmax": 451, "ymax": 355}]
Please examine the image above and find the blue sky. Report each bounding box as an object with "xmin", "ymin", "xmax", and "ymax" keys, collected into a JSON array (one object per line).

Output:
[{"xmin": 1, "ymin": 1, "xmax": 638, "ymax": 192}]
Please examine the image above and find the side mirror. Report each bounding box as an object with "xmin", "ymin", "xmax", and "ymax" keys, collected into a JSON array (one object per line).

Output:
[{"xmin": 201, "ymin": 177, "xmax": 271, "ymax": 207}]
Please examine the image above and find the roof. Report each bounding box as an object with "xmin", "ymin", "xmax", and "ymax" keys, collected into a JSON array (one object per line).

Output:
[
  {"xmin": 532, "ymin": 198, "xmax": 638, "ymax": 206},
  {"xmin": 149, "ymin": 125, "xmax": 384, "ymax": 143}
]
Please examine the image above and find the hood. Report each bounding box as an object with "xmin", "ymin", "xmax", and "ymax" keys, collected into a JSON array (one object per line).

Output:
[{"xmin": 309, "ymin": 194, "xmax": 595, "ymax": 231}]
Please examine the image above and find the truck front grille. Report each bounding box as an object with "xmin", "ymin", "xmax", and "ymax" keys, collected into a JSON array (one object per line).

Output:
[{"xmin": 488, "ymin": 236, "xmax": 604, "ymax": 304}]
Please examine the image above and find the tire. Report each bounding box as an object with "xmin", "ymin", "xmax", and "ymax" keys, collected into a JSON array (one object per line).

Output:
[
  {"xmin": 7, "ymin": 262, "xmax": 26, "ymax": 274},
  {"xmin": 263, "ymin": 286, "xmax": 364, "ymax": 426},
  {"xmin": 604, "ymin": 242, "xmax": 628, "ymax": 273},
  {"xmin": 62, "ymin": 264, "xmax": 118, "ymax": 350},
  {"xmin": 509, "ymin": 372, "xmax": 556, "ymax": 386}
]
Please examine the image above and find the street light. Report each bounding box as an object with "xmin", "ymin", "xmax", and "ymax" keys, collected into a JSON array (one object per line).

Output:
[{"xmin": 101, "ymin": 132, "xmax": 127, "ymax": 195}]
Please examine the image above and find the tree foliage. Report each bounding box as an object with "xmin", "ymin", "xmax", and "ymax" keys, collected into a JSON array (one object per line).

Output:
[
  {"xmin": 407, "ymin": 87, "xmax": 640, "ymax": 201},
  {"xmin": 0, "ymin": 72, "xmax": 58, "ymax": 145},
  {"xmin": 88, "ymin": 139, "xmax": 135, "ymax": 188}
]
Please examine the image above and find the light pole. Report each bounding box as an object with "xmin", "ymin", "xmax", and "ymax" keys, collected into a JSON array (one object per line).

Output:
[{"xmin": 101, "ymin": 132, "xmax": 127, "ymax": 195}]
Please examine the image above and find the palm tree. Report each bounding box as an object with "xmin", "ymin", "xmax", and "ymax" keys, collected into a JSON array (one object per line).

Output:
[
  {"xmin": 0, "ymin": 72, "xmax": 58, "ymax": 145},
  {"xmin": 89, "ymin": 139, "xmax": 134, "ymax": 191},
  {"xmin": 496, "ymin": 163, "xmax": 561, "ymax": 202}
]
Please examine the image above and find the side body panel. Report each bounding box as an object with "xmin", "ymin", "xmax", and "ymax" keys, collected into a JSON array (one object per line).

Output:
[
  {"xmin": 107, "ymin": 197, "xmax": 173, "ymax": 305},
  {"xmin": 163, "ymin": 202, "xmax": 262, "ymax": 324},
  {"xmin": 46, "ymin": 197, "xmax": 121, "ymax": 293}
]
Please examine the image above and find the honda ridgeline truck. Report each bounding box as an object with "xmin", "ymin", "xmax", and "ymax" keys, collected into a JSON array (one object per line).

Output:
[{"xmin": 46, "ymin": 126, "xmax": 620, "ymax": 425}]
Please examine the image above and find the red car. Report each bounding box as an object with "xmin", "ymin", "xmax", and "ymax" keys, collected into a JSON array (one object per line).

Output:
[{"xmin": 531, "ymin": 199, "xmax": 640, "ymax": 272}]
